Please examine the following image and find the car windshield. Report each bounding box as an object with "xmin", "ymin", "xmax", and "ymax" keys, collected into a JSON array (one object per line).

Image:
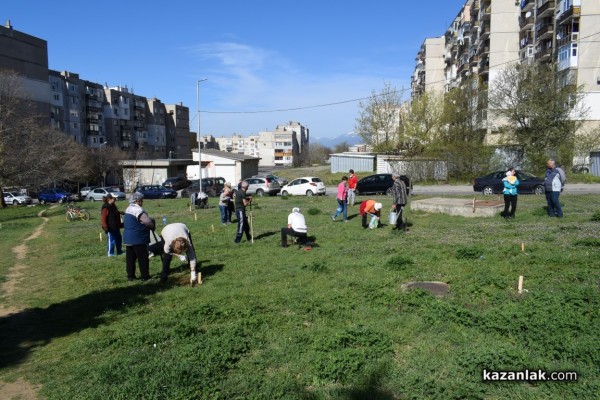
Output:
[
  {"xmin": 9, "ymin": 192, "xmax": 19, "ymax": 196},
  {"xmin": 518, "ymin": 171, "xmax": 536, "ymax": 179}
]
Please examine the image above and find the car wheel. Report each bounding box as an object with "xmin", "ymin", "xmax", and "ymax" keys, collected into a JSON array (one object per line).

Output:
[
  {"xmin": 533, "ymin": 185, "xmax": 544, "ymax": 195},
  {"xmin": 482, "ymin": 186, "xmax": 494, "ymax": 195},
  {"xmin": 58, "ymin": 198, "xmax": 64, "ymax": 204},
  {"xmin": 256, "ymin": 189, "xmax": 264, "ymax": 197},
  {"xmin": 306, "ymin": 190, "xmax": 314, "ymax": 196},
  {"xmin": 89, "ymin": 197, "xmax": 96, "ymax": 202},
  {"xmin": 13, "ymin": 200, "xmax": 18, "ymax": 206},
  {"xmin": 39, "ymin": 199, "xmax": 46, "ymax": 205},
  {"xmin": 582, "ymin": 168, "xmax": 590, "ymax": 174},
  {"xmin": 385, "ymin": 187, "xmax": 393, "ymax": 196},
  {"xmin": 281, "ymin": 190, "xmax": 288, "ymax": 196}
]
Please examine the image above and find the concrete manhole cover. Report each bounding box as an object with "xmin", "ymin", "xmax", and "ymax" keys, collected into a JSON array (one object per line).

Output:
[{"xmin": 401, "ymin": 281, "xmax": 450, "ymax": 297}]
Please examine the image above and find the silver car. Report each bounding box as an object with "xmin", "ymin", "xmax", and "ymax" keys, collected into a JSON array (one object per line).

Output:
[
  {"xmin": 86, "ymin": 187, "xmax": 126, "ymax": 201},
  {"xmin": 3, "ymin": 191, "xmax": 33, "ymax": 205},
  {"xmin": 243, "ymin": 177, "xmax": 281, "ymax": 196}
]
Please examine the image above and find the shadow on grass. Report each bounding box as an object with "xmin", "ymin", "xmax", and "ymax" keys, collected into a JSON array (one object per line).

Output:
[
  {"xmin": 301, "ymin": 366, "xmax": 397, "ymax": 400},
  {"xmin": 253, "ymin": 230, "xmax": 277, "ymax": 240},
  {"xmin": 0, "ymin": 265, "xmax": 219, "ymax": 369}
]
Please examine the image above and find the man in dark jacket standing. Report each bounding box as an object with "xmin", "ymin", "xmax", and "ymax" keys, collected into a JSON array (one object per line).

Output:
[
  {"xmin": 123, "ymin": 193, "xmax": 155, "ymax": 281},
  {"xmin": 390, "ymin": 173, "xmax": 408, "ymax": 230},
  {"xmin": 234, "ymin": 181, "xmax": 253, "ymax": 243}
]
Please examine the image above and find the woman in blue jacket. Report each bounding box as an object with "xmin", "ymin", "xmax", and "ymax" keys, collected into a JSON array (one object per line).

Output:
[{"xmin": 501, "ymin": 167, "xmax": 519, "ymax": 219}]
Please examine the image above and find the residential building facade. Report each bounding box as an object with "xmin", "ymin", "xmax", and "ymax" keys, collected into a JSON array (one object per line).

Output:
[{"xmin": 1, "ymin": 22, "xmax": 192, "ymax": 161}]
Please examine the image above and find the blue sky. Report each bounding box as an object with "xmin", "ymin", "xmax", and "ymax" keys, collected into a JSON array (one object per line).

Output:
[{"xmin": 4, "ymin": 1, "xmax": 463, "ymax": 141}]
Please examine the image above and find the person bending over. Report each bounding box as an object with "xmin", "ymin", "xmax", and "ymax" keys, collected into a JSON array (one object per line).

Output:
[{"xmin": 281, "ymin": 207, "xmax": 308, "ymax": 247}]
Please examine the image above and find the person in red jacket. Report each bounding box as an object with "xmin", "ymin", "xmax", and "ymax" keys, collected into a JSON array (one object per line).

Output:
[
  {"xmin": 347, "ymin": 169, "xmax": 358, "ymax": 206},
  {"xmin": 101, "ymin": 194, "xmax": 124, "ymax": 256}
]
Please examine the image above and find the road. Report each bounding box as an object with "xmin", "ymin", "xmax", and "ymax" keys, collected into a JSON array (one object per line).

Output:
[{"xmin": 324, "ymin": 183, "xmax": 600, "ymax": 197}]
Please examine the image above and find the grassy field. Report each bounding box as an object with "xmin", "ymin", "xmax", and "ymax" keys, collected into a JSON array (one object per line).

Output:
[{"xmin": 1, "ymin": 193, "xmax": 599, "ymax": 399}]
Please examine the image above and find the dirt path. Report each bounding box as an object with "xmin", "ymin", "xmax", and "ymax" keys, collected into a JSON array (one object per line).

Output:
[{"xmin": 0, "ymin": 208, "xmax": 51, "ymax": 399}]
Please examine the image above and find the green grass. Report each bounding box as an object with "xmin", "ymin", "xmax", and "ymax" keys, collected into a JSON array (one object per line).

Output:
[{"xmin": 1, "ymin": 194, "xmax": 599, "ymax": 399}]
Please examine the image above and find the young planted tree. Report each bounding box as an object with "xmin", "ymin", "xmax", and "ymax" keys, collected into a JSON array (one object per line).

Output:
[
  {"xmin": 355, "ymin": 82, "xmax": 405, "ymax": 153},
  {"xmin": 488, "ymin": 63, "xmax": 587, "ymax": 172}
]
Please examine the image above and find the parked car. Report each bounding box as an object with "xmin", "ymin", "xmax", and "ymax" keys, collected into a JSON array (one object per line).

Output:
[
  {"xmin": 86, "ymin": 187, "xmax": 127, "ymax": 201},
  {"xmin": 38, "ymin": 188, "xmax": 75, "ymax": 204},
  {"xmin": 280, "ymin": 177, "xmax": 326, "ymax": 196},
  {"xmin": 80, "ymin": 186, "xmax": 98, "ymax": 198},
  {"xmin": 571, "ymin": 164, "xmax": 590, "ymax": 174},
  {"xmin": 355, "ymin": 173, "xmax": 412, "ymax": 196},
  {"xmin": 243, "ymin": 176, "xmax": 281, "ymax": 196},
  {"xmin": 162, "ymin": 177, "xmax": 192, "ymax": 190},
  {"xmin": 3, "ymin": 191, "xmax": 33, "ymax": 206},
  {"xmin": 134, "ymin": 185, "xmax": 178, "ymax": 199},
  {"xmin": 473, "ymin": 170, "xmax": 545, "ymax": 195},
  {"xmin": 181, "ymin": 177, "xmax": 226, "ymax": 198},
  {"xmin": 253, "ymin": 174, "xmax": 288, "ymax": 186}
]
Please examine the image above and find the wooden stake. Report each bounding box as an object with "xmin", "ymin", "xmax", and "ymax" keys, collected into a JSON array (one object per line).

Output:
[
  {"xmin": 521, "ymin": 242, "xmax": 525, "ymax": 252},
  {"xmin": 211, "ymin": 224, "xmax": 215, "ymax": 232},
  {"xmin": 100, "ymin": 232, "xmax": 103, "ymax": 241},
  {"xmin": 518, "ymin": 275, "xmax": 524, "ymax": 294},
  {"xmin": 194, "ymin": 213, "xmax": 197, "ymax": 221},
  {"xmin": 472, "ymin": 198, "xmax": 476, "ymax": 213}
]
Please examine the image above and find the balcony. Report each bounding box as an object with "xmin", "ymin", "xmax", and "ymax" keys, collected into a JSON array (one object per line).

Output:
[
  {"xmin": 537, "ymin": 0, "xmax": 555, "ymax": 19},
  {"xmin": 120, "ymin": 134, "xmax": 132, "ymax": 141},
  {"xmin": 479, "ymin": 22, "xmax": 491, "ymax": 40},
  {"xmin": 520, "ymin": 15, "xmax": 534, "ymax": 31},
  {"xmin": 87, "ymin": 116, "xmax": 99, "ymax": 123},
  {"xmin": 521, "ymin": 0, "xmax": 534, "ymax": 12},
  {"xmin": 477, "ymin": 44, "xmax": 490, "ymax": 56},
  {"xmin": 557, "ymin": 5, "xmax": 580, "ymax": 25},
  {"xmin": 480, "ymin": 5, "xmax": 491, "ymax": 21},
  {"xmin": 534, "ymin": 46, "xmax": 553, "ymax": 62},
  {"xmin": 536, "ymin": 23, "xmax": 554, "ymax": 40}
]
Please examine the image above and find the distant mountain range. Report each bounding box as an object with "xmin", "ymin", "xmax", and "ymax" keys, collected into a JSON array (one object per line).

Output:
[{"xmin": 312, "ymin": 133, "xmax": 363, "ymax": 148}]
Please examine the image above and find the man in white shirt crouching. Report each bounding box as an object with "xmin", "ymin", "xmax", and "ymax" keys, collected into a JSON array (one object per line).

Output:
[{"xmin": 281, "ymin": 207, "xmax": 307, "ymax": 248}]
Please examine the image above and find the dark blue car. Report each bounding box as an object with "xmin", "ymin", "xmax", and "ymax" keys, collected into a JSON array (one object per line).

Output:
[
  {"xmin": 134, "ymin": 185, "xmax": 178, "ymax": 199},
  {"xmin": 38, "ymin": 188, "xmax": 74, "ymax": 204}
]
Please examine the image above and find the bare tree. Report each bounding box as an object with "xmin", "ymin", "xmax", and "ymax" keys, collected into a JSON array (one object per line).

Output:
[
  {"xmin": 488, "ymin": 63, "xmax": 587, "ymax": 172},
  {"xmin": 355, "ymin": 82, "xmax": 406, "ymax": 153},
  {"xmin": 306, "ymin": 142, "xmax": 332, "ymax": 166},
  {"xmin": 0, "ymin": 70, "xmax": 90, "ymax": 190}
]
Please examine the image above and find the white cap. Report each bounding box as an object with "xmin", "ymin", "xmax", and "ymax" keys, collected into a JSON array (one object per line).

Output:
[
  {"xmin": 374, "ymin": 203, "xmax": 382, "ymax": 211},
  {"xmin": 292, "ymin": 207, "xmax": 300, "ymax": 213}
]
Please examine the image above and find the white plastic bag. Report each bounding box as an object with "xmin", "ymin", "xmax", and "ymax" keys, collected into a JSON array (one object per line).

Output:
[{"xmin": 368, "ymin": 215, "xmax": 378, "ymax": 229}]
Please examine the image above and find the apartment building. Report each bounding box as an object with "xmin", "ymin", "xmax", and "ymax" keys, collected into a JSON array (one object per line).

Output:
[
  {"xmin": 0, "ymin": 20, "xmax": 49, "ymax": 117},
  {"xmin": 210, "ymin": 121, "xmax": 309, "ymax": 167},
  {"xmin": 1, "ymin": 22, "xmax": 192, "ymax": 161},
  {"xmin": 412, "ymin": 36, "xmax": 445, "ymax": 96}
]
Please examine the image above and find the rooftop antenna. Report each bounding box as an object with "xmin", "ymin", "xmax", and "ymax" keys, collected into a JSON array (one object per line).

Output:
[{"xmin": 5, "ymin": 20, "xmax": 12, "ymax": 29}]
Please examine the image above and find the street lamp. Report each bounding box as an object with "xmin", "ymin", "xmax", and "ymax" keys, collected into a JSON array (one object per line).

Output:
[
  {"xmin": 197, "ymin": 78, "xmax": 208, "ymax": 193},
  {"xmin": 100, "ymin": 142, "xmax": 108, "ymax": 187}
]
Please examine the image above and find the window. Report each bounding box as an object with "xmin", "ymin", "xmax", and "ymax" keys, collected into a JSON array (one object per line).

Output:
[{"xmin": 53, "ymin": 94, "xmax": 60, "ymax": 101}]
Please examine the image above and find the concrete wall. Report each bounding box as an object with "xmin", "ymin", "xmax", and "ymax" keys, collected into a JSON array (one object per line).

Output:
[
  {"xmin": 330, "ymin": 154, "xmax": 375, "ymax": 173},
  {"xmin": 376, "ymin": 155, "xmax": 448, "ymax": 181}
]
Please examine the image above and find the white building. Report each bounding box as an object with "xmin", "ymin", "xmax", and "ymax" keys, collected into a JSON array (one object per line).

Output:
[{"xmin": 187, "ymin": 149, "xmax": 260, "ymax": 185}]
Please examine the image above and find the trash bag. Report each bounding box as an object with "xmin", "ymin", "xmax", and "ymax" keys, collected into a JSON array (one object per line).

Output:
[{"xmin": 368, "ymin": 215, "xmax": 378, "ymax": 229}]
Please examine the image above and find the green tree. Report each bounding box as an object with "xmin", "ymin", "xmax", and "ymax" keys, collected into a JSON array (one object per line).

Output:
[
  {"xmin": 436, "ymin": 81, "xmax": 492, "ymax": 179},
  {"xmin": 397, "ymin": 91, "xmax": 444, "ymax": 158},
  {"xmin": 488, "ymin": 63, "xmax": 587, "ymax": 172}
]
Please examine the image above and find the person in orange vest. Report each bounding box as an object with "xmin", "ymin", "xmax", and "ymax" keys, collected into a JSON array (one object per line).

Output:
[{"xmin": 359, "ymin": 199, "xmax": 382, "ymax": 229}]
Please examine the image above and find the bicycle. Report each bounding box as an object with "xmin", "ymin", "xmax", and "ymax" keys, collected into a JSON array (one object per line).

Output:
[{"xmin": 65, "ymin": 202, "xmax": 90, "ymax": 222}]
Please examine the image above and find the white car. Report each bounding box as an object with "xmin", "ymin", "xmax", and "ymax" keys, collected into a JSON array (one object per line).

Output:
[
  {"xmin": 80, "ymin": 186, "xmax": 98, "ymax": 198},
  {"xmin": 3, "ymin": 191, "xmax": 33, "ymax": 206},
  {"xmin": 280, "ymin": 177, "xmax": 326, "ymax": 196}
]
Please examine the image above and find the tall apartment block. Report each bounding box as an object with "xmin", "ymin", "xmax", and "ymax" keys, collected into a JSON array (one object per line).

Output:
[
  {"xmin": 520, "ymin": 0, "xmax": 600, "ymax": 125},
  {"xmin": 1, "ymin": 22, "xmax": 192, "ymax": 160},
  {"xmin": 0, "ymin": 20, "xmax": 49, "ymax": 117},
  {"xmin": 411, "ymin": 36, "xmax": 445, "ymax": 96}
]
